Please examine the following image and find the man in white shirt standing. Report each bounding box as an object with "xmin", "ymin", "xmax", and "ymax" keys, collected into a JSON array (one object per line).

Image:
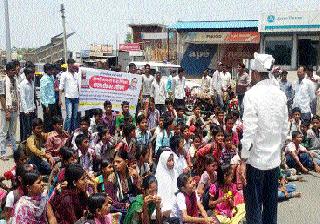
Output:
[
  {"xmin": 59, "ymin": 59, "xmax": 81, "ymax": 132},
  {"xmin": 19, "ymin": 67, "xmax": 36, "ymax": 141},
  {"xmin": 141, "ymin": 64, "xmax": 154, "ymax": 102},
  {"xmin": 292, "ymin": 66, "xmax": 316, "ymax": 124},
  {"xmin": 220, "ymin": 64, "xmax": 231, "ymax": 92},
  {"xmin": 172, "ymin": 67, "xmax": 186, "ymax": 108},
  {"xmin": 210, "ymin": 62, "xmax": 224, "ymax": 109},
  {"xmin": 305, "ymin": 66, "xmax": 319, "ymax": 116},
  {"xmin": 151, "ymin": 71, "xmax": 167, "ymax": 115},
  {"xmin": 201, "ymin": 68, "xmax": 211, "ymax": 93},
  {"xmin": 240, "ymin": 53, "xmax": 288, "ymax": 224}
]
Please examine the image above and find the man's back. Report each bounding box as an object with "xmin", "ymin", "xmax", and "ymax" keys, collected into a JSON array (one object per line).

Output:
[{"xmin": 242, "ymin": 79, "xmax": 288, "ymax": 170}]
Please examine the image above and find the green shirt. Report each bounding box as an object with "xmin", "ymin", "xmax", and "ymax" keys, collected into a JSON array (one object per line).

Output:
[{"xmin": 115, "ymin": 113, "xmax": 136, "ymax": 129}]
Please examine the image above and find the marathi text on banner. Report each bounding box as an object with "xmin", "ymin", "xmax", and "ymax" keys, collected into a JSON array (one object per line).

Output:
[{"xmin": 79, "ymin": 67, "xmax": 142, "ymax": 114}]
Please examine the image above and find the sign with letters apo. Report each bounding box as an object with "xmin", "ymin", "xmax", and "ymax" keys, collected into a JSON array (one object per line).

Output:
[
  {"xmin": 79, "ymin": 67, "xmax": 142, "ymax": 114},
  {"xmin": 181, "ymin": 44, "xmax": 217, "ymax": 76}
]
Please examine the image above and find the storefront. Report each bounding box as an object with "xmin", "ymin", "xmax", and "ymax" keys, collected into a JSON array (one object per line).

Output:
[
  {"xmin": 259, "ymin": 10, "xmax": 320, "ymax": 70},
  {"xmin": 169, "ymin": 20, "xmax": 260, "ymax": 76}
]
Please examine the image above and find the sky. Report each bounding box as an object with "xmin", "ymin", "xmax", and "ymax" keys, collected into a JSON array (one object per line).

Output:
[{"xmin": 0, "ymin": 0, "xmax": 319, "ymax": 52}]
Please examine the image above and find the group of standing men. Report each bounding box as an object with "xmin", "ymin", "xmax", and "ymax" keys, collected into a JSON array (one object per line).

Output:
[{"xmin": 0, "ymin": 59, "xmax": 81, "ymax": 160}]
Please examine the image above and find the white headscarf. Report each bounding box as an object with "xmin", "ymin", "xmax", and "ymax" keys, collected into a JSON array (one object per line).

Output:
[{"xmin": 155, "ymin": 151, "xmax": 178, "ymax": 212}]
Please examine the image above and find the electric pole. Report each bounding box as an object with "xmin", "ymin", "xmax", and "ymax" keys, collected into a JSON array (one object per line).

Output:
[
  {"xmin": 60, "ymin": 4, "xmax": 68, "ymax": 63},
  {"xmin": 4, "ymin": 0, "xmax": 12, "ymax": 62}
]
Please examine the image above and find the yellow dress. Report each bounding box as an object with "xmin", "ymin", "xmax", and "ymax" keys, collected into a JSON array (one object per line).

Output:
[{"xmin": 216, "ymin": 203, "xmax": 246, "ymax": 224}]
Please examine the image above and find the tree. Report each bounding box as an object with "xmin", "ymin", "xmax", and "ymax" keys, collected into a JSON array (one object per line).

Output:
[{"xmin": 125, "ymin": 32, "xmax": 133, "ymax": 43}]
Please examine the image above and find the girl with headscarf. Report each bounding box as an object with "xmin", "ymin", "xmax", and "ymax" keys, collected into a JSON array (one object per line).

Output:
[{"xmin": 155, "ymin": 151, "xmax": 178, "ymax": 216}]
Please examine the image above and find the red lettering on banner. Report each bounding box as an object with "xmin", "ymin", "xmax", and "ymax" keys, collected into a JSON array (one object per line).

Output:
[{"xmin": 89, "ymin": 76, "xmax": 130, "ymax": 91}]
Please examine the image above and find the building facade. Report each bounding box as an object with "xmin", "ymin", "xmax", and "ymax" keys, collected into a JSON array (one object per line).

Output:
[
  {"xmin": 259, "ymin": 10, "xmax": 320, "ymax": 70},
  {"xmin": 169, "ymin": 20, "xmax": 260, "ymax": 76}
]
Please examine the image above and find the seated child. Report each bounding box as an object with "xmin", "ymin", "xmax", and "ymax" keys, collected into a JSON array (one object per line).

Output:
[
  {"xmin": 94, "ymin": 128, "xmax": 115, "ymax": 163},
  {"xmin": 75, "ymin": 193, "xmax": 121, "ymax": 224},
  {"xmin": 2, "ymin": 150, "xmax": 27, "ymax": 191},
  {"xmin": 27, "ymin": 118, "xmax": 55, "ymax": 175},
  {"xmin": 300, "ymin": 121, "xmax": 311, "ymax": 148},
  {"xmin": 4, "ymin": 164, "xmax": 36, "ymax": 223},
  {"xmin": 116, "ymin": 101, "xmax": 136, "ymax": 133},
  {"xmin": 95, "ymin": 160, "xmax": 114, "ymax": 193},
  {"xmin": 147, "ymin": 98, "xmax": 160, "ymax": 133},
  {"xmin": 187, "ymin": 104, "xmax": 205, "ymax": 128},
  {"xmin": 134, "ymin": 145, "xmax": 151, "ymax": 178},
  {"xmin": 75, "ymin": 134, "xmax": 95, "ymax": 172},
  {"xmin": 223, "ymin": 135, "xmax": 241, "ymax": 190},
  {"xmin": 227, "ymin": 92, "xmax": 238, "ymax": 113},
  {"xmin": 124, "ymin": 175, "xmax": 162, "ymax": 224},
  {"xmin": 136, "ymin": 114, "xmax": 152, "ymax": 163},
  {"xmin": 189, "ymin": 133, "xmax": 204, "ymax": 161},
  {"xmin": 170, "ymin": 173, "xmax": 216, "ymax": 224},
  {"xmin": 46, "ymin": 116, "xmax": 70, "ymax": 158},
  {"xmin": 170, "ymin": 135, "xmax": 190, "ymax": 175},
  {"xmin": 307, "ymin": 115, "xmax": 320, "ymax": 150},
  {"xmin": 285, "ymin": 131, "xmax": 320, "ymax": 173},
  {"xmin": 72, "ymin": 116, "xmax": 92, "ymax": 151},
  {"xmin": 197, "ymin": 155, "xmax": 219, "ymax": 197},
  {"xmin": 278, "ymin": 174, "xmax": 301, "ymax": 201},
  {"xmin": 175, "ymin": 105, "xmax": 187, "ymax": 126},
  {"xmin": 101, "ymin": 100, "xmax": 117, "ymax": 136},
  {"xmin": 224, "ymin": 115, "xmax": 239, "ymax": 147},
  {"xmin": 202, "ymin": 166, "xmax": 245, "ymax": 224},
  {"xmin": 231, "ymin": 110, "xmax": 243, "ymax": 140},
  {"xmin": 89, "ymin": 108, "xmax": 103, "ymax": 134},
  {"xmin": 287, "ymin": 107, "xmax": 302, "ymax": 140},
  {"xmin": 164, "ymin": 98, "xmax": 177, "ymax": 121},
  {"xmin": 115, "ymin": 124, "xmax": 137, "ymax": 156},
  {"xmin": 210, "ymin": 108, "xmax": 225, "ymax": 127},
  {"xmin": 47, "ymin": 147, "xmax": 78, "ymax": 197}
]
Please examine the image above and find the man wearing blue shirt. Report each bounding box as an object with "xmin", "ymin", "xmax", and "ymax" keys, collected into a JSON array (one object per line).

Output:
[{"xmin": 40, "ymin": 63, "xmax": 56, "ymax": 132}]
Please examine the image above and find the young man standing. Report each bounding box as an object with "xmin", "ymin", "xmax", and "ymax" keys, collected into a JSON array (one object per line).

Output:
[
  {"xmin": 172, "ymin": 67, "xmax": 186, "ymax": 108},
  {"xmin": 59, "ymin": 59, "xmax": 81, "ymax": 132},
  {"xmin": 19, "ymin": 67, "xmax": 37, "ymax": 141},
  {"xmin": 40, "ymin": 63, "xmax": 56, "ymax": 132},
  {"xmin": 151, "ymin": 71, "xmax": 167, "ymax": 115},
  {"xmin": 141, "ymin": 64, "xmax": 154, "ymax": 102},
  {"xmin": 201, "ymin": 68, "xmax": 211, "ymax": 93},
  {"xmin": 240, "ymin": 53, "xmax": 288, "ymax": 224},
  {"xmin": 279, "ymin": 70, "xmax": 293, "ymax": 115},
  {"xmin": 210, "ymin": 62, "xmax": 224, "ymax": 109},
  {"xmin": 293, "ymin": 66, "xmax": 316, "ymax": 124},
  {"xmin": 0, "ymin": 62, "xmax": 19, "ymax": 160}
]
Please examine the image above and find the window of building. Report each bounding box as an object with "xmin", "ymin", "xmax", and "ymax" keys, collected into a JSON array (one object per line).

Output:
[
  {"xmin": 265, "ymin": 36, "xmax": 292, "ymax": 66},
  {"xmin": 298, "ymin": 36, "xmax": 319, "ymax": 67}
]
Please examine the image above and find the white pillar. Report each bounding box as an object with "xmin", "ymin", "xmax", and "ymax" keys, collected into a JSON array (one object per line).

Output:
[
  {"xmin": 4, "ymin": 0, "xmax": 12, "ymax": 62},
  {"xmin": 292, "ymin": 33, "xmax": 298, "ymax": 70}
]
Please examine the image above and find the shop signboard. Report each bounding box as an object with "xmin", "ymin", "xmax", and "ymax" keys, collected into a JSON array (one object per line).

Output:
[
  {"xmin": 259, "ymin": 10, "xmax": 320, "ymax": 32},
  {"xmin": 119, "ymin": 43, "xmax": 141, "ymax": 52},
  {"xmin": 181, "ymin": 32, "xmax": 260, "ymax": 44},
  {"xmin": 141, "ymin": 32, "xmax": 167, "ymax": 40}
]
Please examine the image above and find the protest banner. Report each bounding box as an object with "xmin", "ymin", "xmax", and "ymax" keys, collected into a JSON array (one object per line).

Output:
[{"xmin": 79, "ymin": 67, "xmax": 142, "ymax": 114}]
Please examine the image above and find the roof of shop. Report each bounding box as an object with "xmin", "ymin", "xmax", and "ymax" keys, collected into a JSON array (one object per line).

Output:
[{"xmin": 168, "ymin": 20, "xmax": 258, "ymax": 30}]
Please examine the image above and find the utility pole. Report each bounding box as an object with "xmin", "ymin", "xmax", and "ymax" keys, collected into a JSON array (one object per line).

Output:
[
  {"xmin": 60, "ymin": 4, "xmax": 68, "ymax": 63},
  {"xmin": 4, "ymin": 0, "xmax": 12, "ymax": 62}
]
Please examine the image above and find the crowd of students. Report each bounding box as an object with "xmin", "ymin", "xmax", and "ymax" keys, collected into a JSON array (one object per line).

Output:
[{"xmin": 0, "ymin": 59, "xmax": 320, "ymax": 224}]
